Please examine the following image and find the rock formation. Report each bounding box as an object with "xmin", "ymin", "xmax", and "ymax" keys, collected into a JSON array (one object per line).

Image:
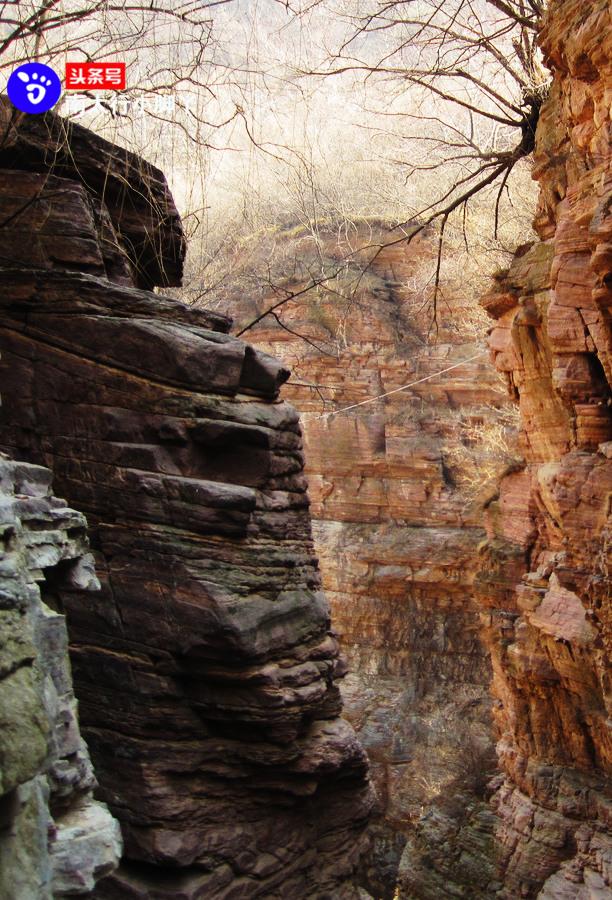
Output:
[
  {"xmin": 0, "ymin": 453, "xmax": 121, "ymax": 897},
  {"xmin": 0, "ymin": 98, "xmax": 372, "ymax": 897},
  {"xmin": 2, "ymin": 0, "xmax": 610, "ymax": 891},
  {"xmin": 475, "ymin": 1, "xmax": 611, "ymax": 895},
  {"xmin": 215, "ymin": 221, "xmax": 519, "ymax": 896}
]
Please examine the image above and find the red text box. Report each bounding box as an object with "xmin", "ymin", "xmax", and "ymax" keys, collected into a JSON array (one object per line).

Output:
[{"xmin": 65, "ymin": 62, "xmax": 126, "ymax": 90}]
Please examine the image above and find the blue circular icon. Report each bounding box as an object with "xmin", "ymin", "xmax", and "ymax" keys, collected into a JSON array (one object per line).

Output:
[{"xmin": 7, "ymin": 63, "xmax": 62, "ymax": 114}]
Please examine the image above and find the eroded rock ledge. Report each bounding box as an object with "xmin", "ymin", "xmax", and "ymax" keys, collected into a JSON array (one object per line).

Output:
[
  {"xmin": 477, "ymin": 1, "xmax": 611, "ymax": 896},
  {"xmin": 0, "ymin": 97, "xmax": 373, "ymax": 897}
]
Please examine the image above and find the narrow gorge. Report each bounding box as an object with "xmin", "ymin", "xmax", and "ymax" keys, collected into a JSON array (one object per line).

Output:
[
  {"xmin": 216, "ymin": 0, "xmax": 612, "ymax": 894},
  {"xmin": 0, "ymin": 0, "xmax": 610, "ymax": 897},
  {"xmin": 219, "ymin": 221, "xmax": 516, "ymax": 896}
]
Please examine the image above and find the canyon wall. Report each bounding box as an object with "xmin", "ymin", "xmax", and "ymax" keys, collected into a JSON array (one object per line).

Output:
[
  {"xmin": 0, "ymin": 98, "xmax": 372, "ymax": 897},
  {"xmin": 217, "ymin": 222, "xmax": 518, "ymax": 896},
  {"xmin": 474, "ymin": 1, "xmax": 611, "ymax": 896},
  {"xmin": 2, "ymin": 0, "xmax": 610, "ymax": 891},
  {"xmin": 216, "ymin": 2, "xmax": 612, "ymax": 886}
]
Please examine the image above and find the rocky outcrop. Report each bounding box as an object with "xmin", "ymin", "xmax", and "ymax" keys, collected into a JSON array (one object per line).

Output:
[
  {"xmin": 0, "ymin": 97, "xmax": 372, "ymax": 897},
  {"xmin": 216, "ymin": 221, "xmax": 518, "ymax": 896},
  {"xmin": 477, "ymin": 1, "xmax": 612, "ymax": 895},
  {"xmin": 0, "ymin": 103, "xmax": 184, "ymax": 289},
  {"xmin": 0, "ymin": 452, "xmax": 121, "ymax": 897}
]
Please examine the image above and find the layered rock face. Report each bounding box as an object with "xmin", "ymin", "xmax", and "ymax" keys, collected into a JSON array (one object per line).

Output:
[
  {"xmin": 0, "ymin": 453, "xmax": 121, "ymax": 897},
  {"xmin": 217, "ymin": 222, "xmax": 518, "ymax": 896},
  {"xmin": 477, "ymin": 2, "xmax": 612, "ymax": 895},
  {"xmin": 0, "ymin": 99, "xmax": 372, "ymax": 897}
]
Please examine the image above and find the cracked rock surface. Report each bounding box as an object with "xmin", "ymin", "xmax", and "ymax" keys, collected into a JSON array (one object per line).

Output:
[{"xmin": 0, "ymin": 452, "xmax": 121, "ymax": 898}]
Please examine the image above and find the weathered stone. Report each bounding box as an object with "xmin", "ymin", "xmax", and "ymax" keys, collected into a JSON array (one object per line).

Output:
[
  {"xmin": 0, "ymin": 103, "xmax": 373, "ymax": 896},
  {"xmin": 477, "ymin": 2, "xmax": 612, "ymax": 894},
  {"xmin": 51, "ymin": 800, "xmax": 123, "ymax": 895},
  {"xmin": 0, "ymin": 453, "xmax": 121, "ymax": 897},
  {"xmin": 0, "ymin": 96, "xmax": 186, "ymax": 289}
]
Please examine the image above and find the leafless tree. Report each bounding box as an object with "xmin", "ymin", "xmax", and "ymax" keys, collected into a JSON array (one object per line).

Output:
[
  {"xmin": 0, "ymin": 2, "xmax": 229, "ymax": 75},
  {"xmin": 0, "ymin": 1, "xmax": 243, "ymax": 161},
  {"xmin": 0, "ymin": 1, "xmax": 548, "ymax": 340},
  {"xmin": 231, "ymin": 0, "xmax": 548, "ymax": 334}
]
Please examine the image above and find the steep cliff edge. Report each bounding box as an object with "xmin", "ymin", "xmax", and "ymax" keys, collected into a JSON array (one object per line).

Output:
[
  {"xmin": 216, "ymin": 222, "xmax": 518, "ymax": 896},
  {"xmin": 0, "ymin": 98, "xmax": 373, "ymax": 897},
  {"xmin": 477, "ymin": 1, "xmax": 611, "ymax": 896}
]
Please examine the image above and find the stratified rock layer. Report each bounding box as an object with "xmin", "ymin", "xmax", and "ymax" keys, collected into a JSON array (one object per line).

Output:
[
  {"xmin": 216, "ymin": 221, "xmax": 518, "ymax": 896},
  {"xmin": 0, "ymin": 98, "xmax": 372, "ymax": 897},
  {"xmin": 0, "ymin": 453, "xmax": 121, "ymax": 898},
  {"xmin": 0, "ymin": 101, "xmax": 185, "ymax": 289},
  {"xmin": 477, "ymin": 2, "xmax": 611, "ymax": 895}
]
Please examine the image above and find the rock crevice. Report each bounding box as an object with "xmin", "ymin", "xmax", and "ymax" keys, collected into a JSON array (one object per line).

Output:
[{"xmin": 214, "ymin": 220, "xmax": 519, "ymax": 897}]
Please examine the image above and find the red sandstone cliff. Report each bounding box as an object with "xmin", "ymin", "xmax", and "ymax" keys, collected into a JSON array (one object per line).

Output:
[
  {"xmin": 476, "ymin": 1, "xmax": 611, "ymax": 895},
  {"xmin": 215, "ymin": 1, "xmax": 612, "ymax": 887},
  {"xmin": 217, "ymin": 221, "xmax": 518, "ymax": 896},
  {"xmin": 2, "ymin": 0, "xmax": 610, "ymax": 891}
]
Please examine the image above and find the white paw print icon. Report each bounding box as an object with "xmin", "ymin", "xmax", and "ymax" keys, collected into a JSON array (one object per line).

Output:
[{"xmin": 17, "ymin": 69, "xmax": 52, "ymax": 105}]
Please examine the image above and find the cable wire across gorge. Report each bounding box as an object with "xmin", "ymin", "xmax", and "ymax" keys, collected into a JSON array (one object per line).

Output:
[{"xmin": 300, "ymin": 351, "xmax": 489, "ymax": 421}]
